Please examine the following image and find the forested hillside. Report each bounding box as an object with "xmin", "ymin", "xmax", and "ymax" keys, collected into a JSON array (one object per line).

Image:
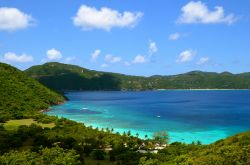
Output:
[
  {"xmin": 26, "ymin": 62, "xmax": 250, "ymax": 91},
  {"xmin": 0, "ymin": 63, "xmax": 65, "ymax": 122},
  {"xmin": 141, "ymin": 131, "xmax": 250, "ymax": 164}
]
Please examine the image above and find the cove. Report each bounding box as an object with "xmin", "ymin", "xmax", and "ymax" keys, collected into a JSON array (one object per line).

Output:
[{"xmin": 46, "ymin": 90, "xmax": 250, "ymax": 144}]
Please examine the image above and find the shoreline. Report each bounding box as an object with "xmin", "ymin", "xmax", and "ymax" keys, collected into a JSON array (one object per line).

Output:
[
  {"xmin": 39, "ymin": 101, "xmax": 66, "ymax": 113},
  {"xmin": 156, "ymin": 89, "xmax": 250, "ymax": 91},
  {"xmin": 43, "ymin": 110, "xmax": 232, "ymax": 145},
  {"xmin": 81, "ymin": 122, "xmax": 230, "ymax": 145},
  {"xmin": 62, "ymin": 89, "xmax": 250, "ymax": 93}
]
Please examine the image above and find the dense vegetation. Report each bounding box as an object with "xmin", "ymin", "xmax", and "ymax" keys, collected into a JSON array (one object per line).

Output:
[
  {"xmin": 140, "ymin": 131, "xmax": 250, "ymax": 164},
  {"xmin": 25, "ymin": 62, "xmax": 122, "ymax": 90},
  {"xmin": 0, "ymin": 63, "xmax": 65, "ymax": 122},
  {"xmin": 25, "ymin": 62, "xmax": 250, "ymax": 91},
  {"xmin": 1, "ymin": 62, "xmax": 250, "ymax": 164}
]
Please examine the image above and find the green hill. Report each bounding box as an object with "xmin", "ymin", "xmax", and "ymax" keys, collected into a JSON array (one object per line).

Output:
[
  {"xmin": 25, "ymin": 62, "xmax": 123, "ymax": 90},
  {"xmin": 0, "ymin": 63, "xmax": 65, "ymax": 122},
  {"xmin": 140, "ymin": 131, "xmax": 250, "ymax": 164},
  {"xmin": 25, "ymin": 62, "xmax": 250, "ymax": 91},
  {"xmin": 183, "ymin": 130, "xmax": 250, "ymax": 164}
]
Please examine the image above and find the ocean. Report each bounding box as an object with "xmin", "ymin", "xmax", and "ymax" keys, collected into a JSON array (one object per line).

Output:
[{"xmin": 46, "ymin": 90, "xmax": 250, "ymax": 144}]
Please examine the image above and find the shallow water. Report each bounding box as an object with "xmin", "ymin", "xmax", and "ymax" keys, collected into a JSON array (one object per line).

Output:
[{"xmin": 46, "ymin": 90, "xmax": 250, "ymax": 144}]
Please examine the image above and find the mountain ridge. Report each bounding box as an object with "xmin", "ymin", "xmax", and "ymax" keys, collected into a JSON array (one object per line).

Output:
[
  {"xmin": 26, "ymin": 62, "xmax": 250, "ymax": 77},
  {"xmin": 25, "ymin": 62, "xmax": 250, "ymax": 90}
]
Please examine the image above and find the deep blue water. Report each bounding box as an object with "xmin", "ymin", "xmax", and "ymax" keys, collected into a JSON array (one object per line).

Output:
[{"xmin": 46, "ymin": 90, "xmax": 250, "ymax": 144}]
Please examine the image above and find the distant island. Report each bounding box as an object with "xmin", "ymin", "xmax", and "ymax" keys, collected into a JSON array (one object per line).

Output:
[{"xmin": 25, "ymin": 62, "xmax": 250, "ymax": 91}]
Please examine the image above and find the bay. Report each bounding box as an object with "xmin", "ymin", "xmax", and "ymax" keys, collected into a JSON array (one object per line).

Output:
[{"xmin": 46, "ymin": 90, "xmax": 250, "ymax": 144}]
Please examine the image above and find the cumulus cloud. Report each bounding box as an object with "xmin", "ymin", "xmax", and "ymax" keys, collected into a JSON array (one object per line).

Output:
[
  {"xmin": 73, "ymin": 5, "xmax": 143, "ymax": 31},
  {"xmin": 197, "ymin": 57, "xmax": 209, "ymax": 65},
  {"xmin": 0, "ymin": 7, "xmax": 34, "ymax": 31},
  {"xmin": 178, "ymin": 1, "xmax": 236, "ymax": 24},
  {"xmin": 3, "ymin": 52, "xmax": 33, "ymax": 62},
  {"xmin": 169, "ymin": 33, "xmax": 181, "ymax": 40},
  {"xmin": 91, "ymin": 49, "xmax": 101, "ymax": 62},
  {"xmin": 132, "ymin": 55, "xmax": 146, "ymax": 64},
  {"xmin": 47, "ymin": 48, "xmax": 62, "ymax": 60},
  {"xmin": 128, "ymin": 41, "xmax": 157, "ymax": 65},
  {"xmin": 148, "ymin": 41, "xmax": 158, "ymax": 57},
  {"xmin": 176, "ymin": 50, "xmax": 196, "ymax": 63},
  {"xmin": 105, "ymin": 54, "xmax": 121, "ymax": 63}
]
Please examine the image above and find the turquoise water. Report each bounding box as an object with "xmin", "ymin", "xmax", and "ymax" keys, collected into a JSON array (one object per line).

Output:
[{"xmin": 46, "ymin": 90, "xmax": 250, "ymax": 144}]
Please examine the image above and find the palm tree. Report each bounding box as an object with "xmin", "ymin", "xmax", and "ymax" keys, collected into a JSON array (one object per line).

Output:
[
  {"xmin": 127, "ymin": 130, "xmax": 131, "ymax": 136},
  {"xmin": 153, "ymin": 131, "xmax": 169, "ymax": 145}
]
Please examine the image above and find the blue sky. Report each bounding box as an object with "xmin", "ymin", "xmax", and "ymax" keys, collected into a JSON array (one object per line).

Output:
[{"xmin": 0, "ymin": 0, "xmax": 250, "ymax": 76}]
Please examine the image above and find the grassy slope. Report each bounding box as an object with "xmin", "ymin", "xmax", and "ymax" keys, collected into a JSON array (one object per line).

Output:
[
  {"xmin": 3, "ymin": 119, "xmax": 55, "ymax": 130},
  {"xmin": 0, "ymin": 62, "xmax": 65, "ymax": 121},
  {"xmin": 26, "ymin": 62, "xmax": 250, "ymax": 90}
]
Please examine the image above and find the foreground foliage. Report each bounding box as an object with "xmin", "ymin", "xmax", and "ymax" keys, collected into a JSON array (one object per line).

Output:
[
  {"xmin": 140, "ymin": 131, "xmax": 250, "ymax": 164},
  {"xmin": 0, "ymin": 145, "xmax": 80, "ymax": 165}
]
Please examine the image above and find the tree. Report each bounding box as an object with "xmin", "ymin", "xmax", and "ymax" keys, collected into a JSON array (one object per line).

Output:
[
  {"xmin": 90, "ymin": 150, "xmax": 106, "ymax": 160},
  {"xmin": 0, "ymin": 146, "xmax": 80, "ymax": 165},
  {"xmin": 38, "ymin": 146, "xmax": 80, "ymax": 164},
  {"xmin": 152, "ymin": 131, "xmax": 169, "ymax": 145},
  {"xmin": 139, "ymin": 157, "xmax": 159, "ymax": 165},
  {"xmin": 127, "ymin": 130, "xmax": 131, "ymax": 137}
]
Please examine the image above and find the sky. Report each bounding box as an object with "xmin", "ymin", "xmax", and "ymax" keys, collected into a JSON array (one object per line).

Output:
[{"xmin": 0, "ymin": 0, "xmax": 250, "ymax": 76}]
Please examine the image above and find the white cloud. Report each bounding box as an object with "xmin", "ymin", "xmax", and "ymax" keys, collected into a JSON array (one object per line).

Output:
[
  {"xmin": 91, "ymin": 49, "xmax": 101, "ymax": 62},
  {"xmin": 101, "ymin": 63, "xmax": 108, "ymax": 68},
  {"xmin": 0, "ymin": 7, "xmax": 34, "ymax": 31},
  {"xmin": 3, "ymin": 52, "xmax": 33, "ymax": 62},
  {"xmin": 148, "ymin": 41, "xmax": 158, "ymax": 57},
  {"xmin": 73, "ymin": 5, "xmax": 143, "ymax": 31},
  {"xmin": 169, "ymin": 33, "xmax": 181, "ymax": 40},
  {"xmin": 197, "ymin": 57, "xmax": 209, "ymax": 65},
  {"xmin": 178, "ymin": 1, "xmax": 236, "ymax": 24},
  {"xmin": 176, "ymin": 50, "xmax": 196, "ymax": 63},
  {"xmin": 47, "ymin": 48, "xmax": 62, "ymax": 60},
  {"xmin": 127, "ymin": 41, "xmax": 157, "ymax": 65},
  {"xmin": 105, "ymin": 54, "xmax": 121, "ymax": 63},
  {"xmin": 132, "ymin": 55, "xmax": 146, "ymax": 64}
]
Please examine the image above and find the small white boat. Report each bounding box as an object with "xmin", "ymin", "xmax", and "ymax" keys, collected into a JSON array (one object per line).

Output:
[{"xmin": 82, "ymin": 108, "xmax": 88, "ymax": 110}]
